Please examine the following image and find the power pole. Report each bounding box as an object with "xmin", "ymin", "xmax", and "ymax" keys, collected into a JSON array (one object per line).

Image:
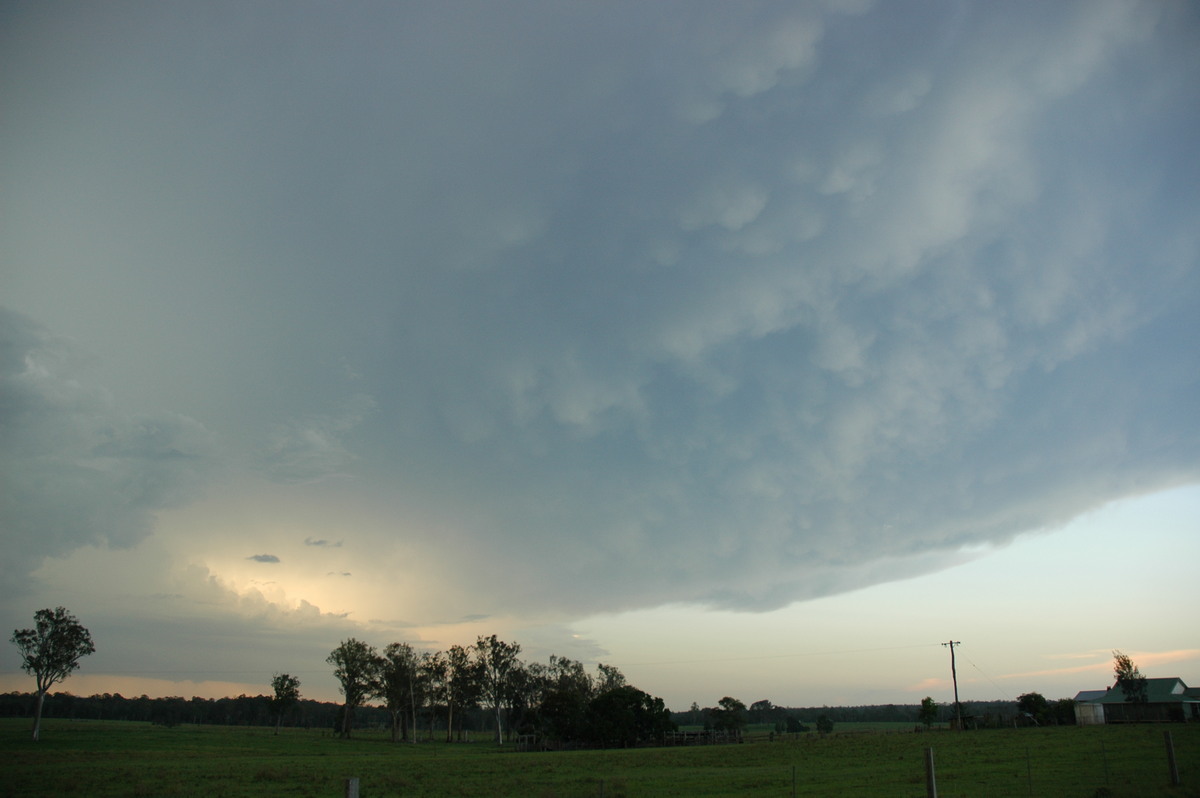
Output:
[{"xmin": 943, "ymin": 641, "xmax": 962, "ymax": 730}]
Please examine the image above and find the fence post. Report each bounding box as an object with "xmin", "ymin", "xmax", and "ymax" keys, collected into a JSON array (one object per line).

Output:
[
  {"xmin": 344, "ymin": 776, "xmax": 360, "ymax": 798},
  {"xmin": 925, "ymin": 747, "xmax": 937, "ymax": 798},
  {"xmin": 1165, "ymin": 731, "xmax": 1180, "ymax": 787}
]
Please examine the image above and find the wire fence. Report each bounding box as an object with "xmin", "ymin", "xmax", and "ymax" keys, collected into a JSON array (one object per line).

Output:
[{"xmin": 487, "ymin": 726, "xmax": 1198, "ymax": 797}]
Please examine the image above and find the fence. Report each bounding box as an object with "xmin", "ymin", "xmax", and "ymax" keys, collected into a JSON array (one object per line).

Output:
[{"xmin": 445, "ymin": 725, "xmax": 1199, "ymax": 797}]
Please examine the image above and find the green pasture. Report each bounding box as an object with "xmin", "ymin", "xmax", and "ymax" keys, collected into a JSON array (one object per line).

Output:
[{"xmin": 2, "ymin": 718, "xmax": 1197, "ymax": 797}]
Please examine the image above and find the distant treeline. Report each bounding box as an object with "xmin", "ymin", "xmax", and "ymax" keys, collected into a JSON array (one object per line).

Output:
[
  {"xmin": 1, "ymin": 691, "xmax": 1067, "ymax": 734},
  {"xmin": 0, "ymin": 691, "xmax": 370, "ymax": 729},
  {"xmin": 0, "ymin": 689, "xmax": 660, "ymax": 741},
  {"xmin": 0, "ymin": 691, "xmax": 474, "ymax": 732},
  {"xmin": 670, "ymin": 698, "xmax": 1072, "ymax": 729}
]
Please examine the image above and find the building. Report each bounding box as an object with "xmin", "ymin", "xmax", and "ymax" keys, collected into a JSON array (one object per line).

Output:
[{"xmin": 1075, "ymin": 678, "xmax": 1200, "ymax": 724}]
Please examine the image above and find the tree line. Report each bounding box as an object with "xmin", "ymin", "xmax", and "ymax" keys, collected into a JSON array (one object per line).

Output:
[
  {"xmin": 324, "ymin": 634, "xmax": 674, "ymax": 749},
  {"xmin": 5, "ymin": 609, "xmax": 676, "ymax": 748},
  {"xmin": 0, "ymin": 690, "xmax": 362, "ymax": 729},
  {"xmin": 669, "ymin": 696, "xmax": 1072, "ymax": 734}
]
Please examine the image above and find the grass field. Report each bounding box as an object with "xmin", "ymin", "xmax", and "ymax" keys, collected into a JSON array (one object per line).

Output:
[{"xmin": 2, "ymin": 718, "xmax": 1197, "ymax": 797}]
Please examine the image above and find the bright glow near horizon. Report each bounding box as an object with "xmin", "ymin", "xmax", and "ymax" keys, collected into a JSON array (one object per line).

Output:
[{"xmin": 3, "ymin": 1, "xmax": 1198, "ymax": 712}]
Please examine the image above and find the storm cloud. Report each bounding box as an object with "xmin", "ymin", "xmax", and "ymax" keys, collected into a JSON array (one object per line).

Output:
[
  {"xmin": 0, "ymin": 309, "xmax": 213, "ymax": 596},
  {"xmin": 2, "ymin": 0, "xmax": 1197, "ymax": 633}
]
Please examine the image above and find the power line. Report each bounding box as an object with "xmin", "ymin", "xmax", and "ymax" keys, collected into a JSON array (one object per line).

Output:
[{"xmin": 957, "ymin": 649, "xmax": 1015, "ymax": 702}]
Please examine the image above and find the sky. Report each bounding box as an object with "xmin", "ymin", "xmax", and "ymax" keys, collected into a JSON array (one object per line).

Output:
[{"xmin": 2, "ymin": 0, "xmax": 1198, "ymax": 712}]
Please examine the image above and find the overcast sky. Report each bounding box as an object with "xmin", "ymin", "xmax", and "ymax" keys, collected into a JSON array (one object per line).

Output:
[{"xmin": 3, "ymin": 0, "xmax": 1198, "ymax": 711}]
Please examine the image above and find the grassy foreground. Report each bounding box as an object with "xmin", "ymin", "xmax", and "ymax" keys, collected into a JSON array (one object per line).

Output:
[{"xmin": 2, "ymin": 718, "xmax": 1197, "ymax": 797}]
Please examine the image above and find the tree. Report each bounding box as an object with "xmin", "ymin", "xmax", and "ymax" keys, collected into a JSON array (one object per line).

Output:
[
  {"xmin": 1050, "ymin": 697, "xmax": 1076, "ymax": 726},
  {"xmin": 377, "ymin": 642, "xmax": 422, "ymax": 743},
  {"xmin": 816, "ymin": 714, "xmax": 834, "ymax": 734},
  {"xmin": 532, "ymin": 655, "xmax": 595, "ymax": 744},
  {"xmin": 419, "ymin": 650, "xmax": 447, "ymax": 741},
  {"xmin": 326, "ymin": 638, "xmax": 381, "ymax": 738},
  {"xmin": 749, "ymin": 699, "xmax": 774, "ymax": 724},
  {"xmin": 918, "ymin": 696, "xmax": 938, "ymax": 729},
  {"xmin": 268, "ymin": 673, "xmax": 301, "ymax": 734},
  {"xmin": 1017, "ymin": 692, "xmax": 1048, "ymax": 725},
  {"xmin": 11, "ymin": 607, "xmax": 95, "ymax": 741},
  {"xmin": 588, "ymin": 685, "xmax": 675, "ymax": 748},
  {"xmin": 443, "ymin": 644, "xmax": 474, "ymax": 742},
  {"xmin": 1113, "ymin": 650, "xmax": 1148, "ymax": 703},
  {"xmin": 785, "ymin": 716, "xmax": 808, "ymax": 734},
  {"xmin": 474, "ymin": 634, "xmax": 522, "ymax": 744},
  {"xmin": 708, "ymin": 696, "xmax": 747, "ymax": 733},
  {"xmin": 595, "ymin": 662, "xmax": 626, "ymax": 694}
]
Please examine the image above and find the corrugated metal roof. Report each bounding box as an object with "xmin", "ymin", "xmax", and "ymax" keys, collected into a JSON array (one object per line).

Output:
[
  {"xmin": 1092, "ymin": 677, "xmax": 1199, "ymax": 704},
  {"xmin": 1074, "ymin": 690, "xmax": 1107, "ymax": 703}
]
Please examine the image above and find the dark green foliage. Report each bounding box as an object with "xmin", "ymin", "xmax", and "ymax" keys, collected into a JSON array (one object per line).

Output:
[
  {"xmin": 10, "ymin": 606, "xmax": 95, "ymax": 741},
  {"xmin": 918, "ymin": 696, "xmax": 938, "ymax": 728},
  {"xmin": 588, "ymin": 685, "xmax": 675, "ymax": 748},
  {"xmin": 268, "ymin": 674, "xmax": 301, "ymax": 733},
  {"xmin": 326, "ymin": 639, "xmax": 382, "ymax": 738},
  {"xmin": 815, "ymin": 714, "xmax": 834, "ymax": 734},
  {"xmin": 376, "ymin": 641, "xmax": 422, "ymax": 743},
  {"xmin": 707, "ymin": 697, "xmax": 748, "ymax": 733},
  {"xmin": 539, "ymin": 683, "xmax": 592, "ymax": 742},
  {"xmin": 1051, "ymin": 697, "xmax": 1076, "ymax": 725},
  {"xmin": 1113, "ymin": 650, "xmax": 1148, "ymax": 703},
  {"xmin": 474, "ymin": 634, "xmax": 522, "ymax": 745},
  {"xmin": 1017, "ymin": 691, "xmax": 1050, "ymax": 724}
]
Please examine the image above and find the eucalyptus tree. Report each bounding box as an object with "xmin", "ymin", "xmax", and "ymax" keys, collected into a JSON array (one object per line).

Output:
[
  {"xmin": 443, "ymin": 644, "xmax": 473, "ymax": 742},
  {"xmin": 10, "ymin": 607, "xmax": 95, "ymax": 741},
  {"xmin": 536, "ymin": 657, "xmax": 587, "ymax": 743},
  {"xmin": 473, "ymin": 634, "xmax": 522, "ymax": 744},
  {"xmin": 326, "ymin": 638, "xmax": 381, "ymax": 738},
  {"xmin": 378, "ymin": 642, "xmax": 422, "ymax": 743},
  {"xmin": 595, "ymin": 662, "xmax": 626, "ymax": 694},
  {"xmin": 1113, "ymin": 650, "xmax": 1148, "ymax": 702},
  {"xmin": 548, "ymin": 655, "xmax": 593, "ymax": 697},
  {"xmin": 417, "ymin": 650, "xmax": 445, "ymax": 740},
  {"xmin": 269, "ymin": 673, "xmax": 301, "ymax": 734}
]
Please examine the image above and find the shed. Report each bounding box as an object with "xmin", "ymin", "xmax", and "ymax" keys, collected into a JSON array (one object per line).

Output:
[
  {"xmin": 1073, "ymin": 690, "xmax": 1107, "ymax": 726},
  {"xmin": 1077, "ymin": 678, "xmax": 1200, "ymax": 724}
]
